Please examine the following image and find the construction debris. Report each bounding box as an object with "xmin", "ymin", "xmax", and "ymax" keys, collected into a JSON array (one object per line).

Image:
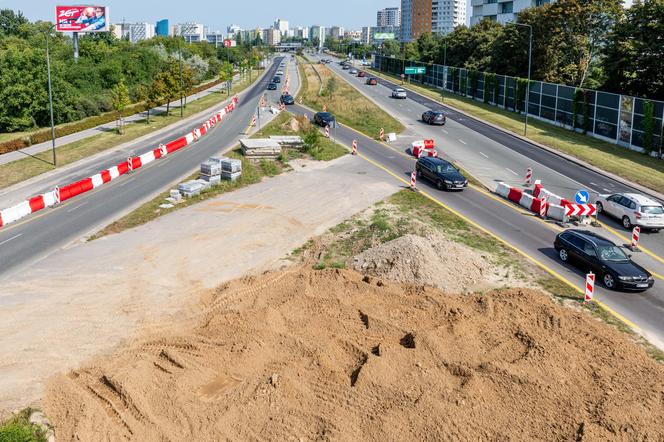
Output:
[{"xmin": 240, "ymin": 138, "xmax": 282, "ymax": 159}]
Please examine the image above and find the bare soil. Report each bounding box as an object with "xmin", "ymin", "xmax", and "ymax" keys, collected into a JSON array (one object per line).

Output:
[{"xmin": 45, "ymin": 266, "xmax": 664, "ymax": 441}]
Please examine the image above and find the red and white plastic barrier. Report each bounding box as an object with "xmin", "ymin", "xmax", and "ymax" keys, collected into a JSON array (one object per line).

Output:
[
  {"xmin": 631, "ymin": 226, "xmax": 640, "ymax": 250},
  {"xmin": 0, "ymin": 97, "xmax": 239, "ymax": 229},
  {"xmin": 495, "ymin": 182, "xmax": 566, "ymax": 221},
  {"xmin": 539, "ymin": 197, "xmax": 548, "ymax": 218},
  {"xmin": 410, "ymin": 171, "xmax": 417, "ymax": 190},
  {"xmin": 585, "ymin": 272, "xmax": 595, "ymax": 302},
  {"xmin": 412, "ymin": 139, "xmax": 435, "ymax": 158},
  {"xmin": 322, "ymin": 104, "xmax": 327, "ymax": 112},
  {"xmin": 352, "ymin": 140, "xmax": 357, "ymax": 155},
  {"xmin": 524, "ymin": 167, "xmax": 533, "ymax": 186},
  {"xmin": 250, "ymin": 114, "xmax": 257, "ymax": 127},
  {"xmin": 379, "ymin": 128, "xmax": 385, "ymax": 141},
  {"xmin": 533, "ymin": 180, "xmax": 572, "ymax": 209},
  {"xmin": 324, "ymin": 125, "xmax": 330, "ymax": 138}
]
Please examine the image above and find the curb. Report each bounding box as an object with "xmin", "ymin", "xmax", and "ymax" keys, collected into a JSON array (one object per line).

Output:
[{"xmin": 367, "ymin": 69, "xmax": 664, "ymax": 202}]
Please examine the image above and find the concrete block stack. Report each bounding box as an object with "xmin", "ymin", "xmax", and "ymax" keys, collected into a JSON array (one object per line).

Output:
[
  {"xmin": 240, "ymin": 138, "xmax": 282, "ymax": 159},
  {"xmin": 269, "ymin": 135, "xmax": 304, "ymax": 149},
  {"xmin": 178, "ymin": 180, "xmax": 205, "ymax": 198},
  {"xmin": 221, "ymin": 158, "xmax": 242, "ymax": 181}
]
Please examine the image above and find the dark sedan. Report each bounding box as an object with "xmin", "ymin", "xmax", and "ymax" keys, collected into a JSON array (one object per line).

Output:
[
  {"xmin": 313, "ymin": 112, "xmax": 336, "ymax": 127},
  {"xmin": 267, "ymin": 83, "xmax": 277, "ymax": 90},
  {"xmin": 422, "ymin": 110, "xmax": 446, "ymax": 125},
  {"xmin": 272, "ymin": 76, "xmax": 281, "ymax": 83},
  {"xmin": 415, "ymin": 157, "xmax": 468, "ymax": 191},
  {"xmin": 554, "ymin": 229, "xmax": 654, "ymax": 291},
  {"xmin": 280, "ymin": 94, "xmax": 295, "ymax": 105}
]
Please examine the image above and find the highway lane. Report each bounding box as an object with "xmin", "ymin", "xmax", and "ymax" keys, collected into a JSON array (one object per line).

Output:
[
  {"xmin": 290, "ymin": 101, "xmax": 664, "ymax": 350},
  {"xmin": 314, "ymin": 53, "xmax": 664, "ymax": 275},
  {"xmin": 0, "ymin": 57, "xmax": 285, "ymax": 279}
]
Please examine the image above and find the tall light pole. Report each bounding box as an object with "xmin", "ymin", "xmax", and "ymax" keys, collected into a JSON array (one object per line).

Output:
[
  {"xmin": 442, "ymin": 41, "xmax": 447, "ymax": 103},
  {"xmin": 176, "ymin": 32, "xmax": 184, "ymax": 118},
  {"xmin": 509, "ymin": 22, "xmax": 532, "ymax": 136},
  {"xmin": 45, "ymin": 27, "xmax": 57, "ymax": 166}
]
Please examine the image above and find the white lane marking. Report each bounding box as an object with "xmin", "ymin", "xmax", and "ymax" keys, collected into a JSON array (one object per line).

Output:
[
  {"xmin": 590, "ymin": 182, "xmax": 598, "ymax": 186},
  {"xmin": 441, "ymin": 129, "xmax": 449, "ymax": 134},
  {"xmin": 458, "ymin": 139, "xmax": 467, "ymax": 145},
  {"xmin": 479, "ymin": 152, "xmax": 489, "ymax": 159},
  {"xmin": 0, "ymin": 233, "xmax": 23, "ymax": 247},
  {"xmin": 66, "ymin": 201, "xmax": 89, "ymax": 213},
  {"xmin": 119, "ymin": 177, "xmax": 136, "ymax": 187},
  {"xmin": 603, "ymin": 188, "xmax": 611, "ymax": 192},
  {"xmin": 506, "ymin": 168, "xmax": 520, "ymax": 176}
]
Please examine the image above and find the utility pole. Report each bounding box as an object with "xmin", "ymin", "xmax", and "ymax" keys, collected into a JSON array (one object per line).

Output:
[
  {"xmin": 45, "ymin": 28, "xmax": 57, "ymax": 166},
  {"xmin": 509, "ymin": 23, "xmax": 532, "ymax": 136},
  {"xmin": 442, "ymin": 42, "xmax": 447, "ymax": 103},
  {"xmin": 177, "ymin": 31, "xmax": 184, "ymax": 118}
]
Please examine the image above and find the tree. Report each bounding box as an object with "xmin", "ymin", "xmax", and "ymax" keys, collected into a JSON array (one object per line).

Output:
[
  {"xmin": 382, "ymin": 40, "xmax": 401, "ymax": 57},
  {"xmin": 111, "ymin": 77, "xmax": 130, "ymax": 133},
  {"xmin": 324, "ymin": 76, "xmax": 338, "ymax": 98},
  {"xmin": 181, "ymin": 65, "xmax": 195, "ymax": 107},
  {"xmin": 416, "ymin": 33, "xmax": 439, "ymax": 63},
  {"xmin": 155, "ymin": 63, "xmax": 179, "ymax": 115},
  {"xmin": 0, "ymin": 9, "xmax": 27, "ymax": 36},
  {"xmin": 218, "ymin": 61, "xmax": 234, "ymax": 95},
  {"xmin": 403, "ymin": 42, "xmax": 419, "ymax": 61}
]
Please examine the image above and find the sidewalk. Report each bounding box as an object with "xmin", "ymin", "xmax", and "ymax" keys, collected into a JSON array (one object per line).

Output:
[{"xmin": 0, "ymin": 74, "xmax": 240, "ymax": 167}]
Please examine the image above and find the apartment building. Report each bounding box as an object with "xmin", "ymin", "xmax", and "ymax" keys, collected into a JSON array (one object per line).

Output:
[
  {"xmin": 377, "ymin": 7, "xmax": 401, "ymax": 27},
  {"xmin": 401, "ymin": 0, "xmax": 466, "ymax": 41},
  {"xmin": 470, "ymin": 0, "xmax": 552, "ymax": 25}
]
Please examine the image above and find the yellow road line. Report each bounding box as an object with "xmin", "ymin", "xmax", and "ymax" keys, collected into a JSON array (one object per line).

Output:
[
  {"xmin": 356, "ymin": 151, "xmax": 640, "ymax": 331},
  {"xmin": 649, "ymin": 271, "xmax": 664, "ymax": 282},
  {"xmin": 598, "ymin": 221, "xmax": 664, "ymax": 266}
]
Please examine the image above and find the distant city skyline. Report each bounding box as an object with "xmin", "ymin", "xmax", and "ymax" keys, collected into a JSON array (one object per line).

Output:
[{"xmin": 1, "ymin": 0, "xmax": 402, "ymax": 31}]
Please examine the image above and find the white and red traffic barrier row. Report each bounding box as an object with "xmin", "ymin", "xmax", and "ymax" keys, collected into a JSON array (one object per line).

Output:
[
  {"xmin": 0, "ymin": 97, "xmax": 239, "ymax": 229},
  {"xmin": 411, "ymin": 139, "xmax": 435, "ymax": 158},
  {"xmin": 495, "ymin": 182, "xmax": 566, "ymax": 221},
  {"xmin": 533, "ymin": 180, "xmax": 572, "ymax": 208}
]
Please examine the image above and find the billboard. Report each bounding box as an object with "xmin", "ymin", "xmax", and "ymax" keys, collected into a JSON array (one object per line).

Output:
[
  {"xmin": 373, "ymin": 33, "xmax": 395, "ymax": 40},
  {"xmin": 55, "ymin": 6, "xmax": 110, "ymax": 32},
  {"xmin": 223, "ymin": 39, "xmax": 237, "ymax": 48}
]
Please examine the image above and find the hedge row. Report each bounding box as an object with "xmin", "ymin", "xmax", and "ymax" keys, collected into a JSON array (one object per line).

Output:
[{"xmin": 0, "ymin": 78, "xmax": 225, "ymax": 156}]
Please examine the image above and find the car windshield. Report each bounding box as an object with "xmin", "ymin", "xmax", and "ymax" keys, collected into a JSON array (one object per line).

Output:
[
  {"xmin": 641, "ymin": 205, "xmax": 664, "ymax": 214},
  {"xmin": 436, "ymin": 164, "xmax": 457, "ymax": 174},
  {"xmin": 597, "ymin": 246, "xmax": 629, "ymax": 262},
  {"xmin": 319, "ymin": 113, "xmax": 333, "ymax": 119}
]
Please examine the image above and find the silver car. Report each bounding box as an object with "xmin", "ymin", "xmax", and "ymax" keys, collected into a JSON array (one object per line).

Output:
[
  {"xmin": 391, "ymin": 88, "xmax": 407, "ymax": 99},
  {"xmin": 349, "ymin": 68, "xmax": 358, "ymax": 74},
  {"xmin": 596, "ymin": 193, "xmax": 664, "ymax": 231}
]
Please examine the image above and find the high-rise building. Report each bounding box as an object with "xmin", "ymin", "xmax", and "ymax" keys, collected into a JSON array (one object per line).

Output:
[
  {"xmin": 126, "ymin": 22, "xmax": 154, "ymax": 43},
  {"xmin": 206, "ymin": 31, "xmax": 225, "ymax": 47},
  {"xmin": 377, "ymin": 7, "xmax": 401, "ymax": 27},
  {"xmin": 227, "ymin": 24, "xmax": 242, "ymax": 37},
  {"xmin": 294, "ymin": 26, "xmax": 309, "ymax": 39},
  {"xmin": 401, "ymin": 0, "xmax": 466, "ymax": 41},
  {"xmin": 309, "ymin": 25, "xmax": 326, "ymax": 47},
  {"xmin": 470, "ymin": 0, "xmax": 552, "ymax": 25},
  {"xmin": 155, "ymin": 19, "xmax": 169, "ymax": 36},
  {"xmin": 111, "ymin": 22, "xmax": 129, "ymax": 39},
  {"xmin": 263, "ymin": 28, "xmax": 282, "ymax": 46},
  {"xmin": 329, "ymin": 26, "xmax": 344, "ymax": 40},
  {"xmin": 176, "ymin": 22, "xmax": 206, "ymax": 42},
  {"xmin": 274, "ymin": 18, "xmax": 289, "ymax": 35}
]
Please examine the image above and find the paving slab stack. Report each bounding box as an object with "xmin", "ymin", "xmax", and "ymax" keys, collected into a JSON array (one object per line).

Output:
[
  {"xmin": 200, "ymin": 157, "xmax": 223, "ymax": 185},
  {"xmin": 178, "ymin": 180, "xmax": 204, "ymax": 198},
  {"xmin": 221, "ymin": 158, "xmax": 242, "ymax": 181},
  {"xmin": 240, "ymin": 138, "xmax": 282, "ymax": 159}
]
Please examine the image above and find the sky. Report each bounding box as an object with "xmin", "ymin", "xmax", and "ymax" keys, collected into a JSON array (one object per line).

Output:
[{"xmin": 1, "ymin": 0, "xmax": 404, "ymax": 31}]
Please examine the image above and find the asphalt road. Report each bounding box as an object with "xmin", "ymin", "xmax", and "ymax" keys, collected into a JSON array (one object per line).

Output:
[
  {"xmin": 291, "ymin": 99, "xmax": 664, "ymax": 350},
  {"xmin": 314, "ymin": 53, "xmax": 664, "ymax": 280},
  {"xmin": 0, "ymin": 57, "xmax": 286, "ymax": 279}
]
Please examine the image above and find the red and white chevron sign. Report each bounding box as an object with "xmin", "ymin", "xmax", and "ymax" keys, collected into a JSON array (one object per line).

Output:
[
  {"xmin": 565, "ymin": 203, "xmax": 596, "ymax": 217},
  {"xmin": 585, "ymin": 272, "xmax": 595, "ymax": 302}
]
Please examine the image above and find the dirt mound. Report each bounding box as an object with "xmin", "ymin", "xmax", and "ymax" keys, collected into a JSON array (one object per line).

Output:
[
  {"xmin": 45, "ymin": 268, "xmax": 664, "ymax": 441},
  {"xmin": 353, "ymin": 234, "xmax": 499, "ymax": 293}
]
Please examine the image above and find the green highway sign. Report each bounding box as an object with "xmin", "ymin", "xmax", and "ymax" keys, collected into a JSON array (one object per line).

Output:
[{"xmin": 405, "ymin": 66, "xmax": 426, "ymax": 75}]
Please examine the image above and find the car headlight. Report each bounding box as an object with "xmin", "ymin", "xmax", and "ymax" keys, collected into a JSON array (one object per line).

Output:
[
  {"xmin": 618, "ymin": 276, "xmax": 633, "ymax": 281},
  {"xmin": 464, "ymin": 180, "xmax": 468, "ymax": 185},
  {"xmin": 444, "ymin": 180, "xmax": 453, "ymax": 184}
]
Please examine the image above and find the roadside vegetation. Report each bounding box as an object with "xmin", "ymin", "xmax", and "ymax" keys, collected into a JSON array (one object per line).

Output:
[
  {"xmin": 0, "ymin": 408, "xmax": 47, "ymax": 442},
  {"xmin": 0, "ymin": 69, "xmax": 260, "ymax": 191},
  {"xmin": 369, "ymin": 69, "xmax": 664, "ymax": 193},
  {"xmin": 91, "ymin": 111, "xmax": 346, "ymax": 238},
  {"xmin": 297, "ymin": 57, "xmax": 404, "ymax": 139}
]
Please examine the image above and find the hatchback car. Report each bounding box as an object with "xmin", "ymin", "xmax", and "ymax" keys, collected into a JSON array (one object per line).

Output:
[
  {"xmin": 272, "ymin": 76, "xmax": 281, "ymax": 83},
  {"xmin": 422, "ymin": 110, "xmax": 446, "ymax": 125},
  {"xmin": 392, "ymin": 88, "xmax": 407, "ymax": 99},
  {"xmin": 554, "ymin": 229, "xmax": 654, "ymax": 291},
  {"xmin": 280, "ymin": 94, "xmax": 295, "ymax": 105},
  {"xmin": 357, "ymin": 71, "xmax": 366, "ymax": 78},
  {"xmin": 267, "ymin": 82, "xmax": 277, "ymax": 90},
  {"xmin": 595, "ymin": 193, "xmax": 664, "ymax": 231},
  {"xmin": 349, "ymin": 68, "xmax": 358, "ymax": 74},
  {"xmin": 415, "ymin": 157, "xmax": 468, "ymax": 191},
  {"xmin": 366, "ymin": 77, "xmax": 378, "ymax": 85},
  {"xmin": 276, "ymin": 70, "xmax": 284, "ymax": 75},
  {"xmin": 313, "ymin": 112, "xmax": 336, "ymax": 127}
]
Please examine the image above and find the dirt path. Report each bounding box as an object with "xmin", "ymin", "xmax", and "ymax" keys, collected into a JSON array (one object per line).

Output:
[
  {"xmin": 45, "ymin": 267, "xmax": 664, "ymax": 441},
  {"xmin": 0, "ymin": 156, "xmax": 398, "ymax": 415}
]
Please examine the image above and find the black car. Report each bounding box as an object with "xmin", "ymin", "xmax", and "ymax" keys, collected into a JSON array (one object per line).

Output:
[
  {"xmin": 422, "ymin": 110, "xmax": 446, "ymax": 125},
  {"xmin": 272, "ymin": 76, "xmax": 281, "ymax": 83},
  {"xmin": 313, "ymin": 112, "xmax": 336, "ymax": 127},
  {"xmin": 280, "ymin": 94, "xmax": 295, "ymax": 105},
  {"xmin": 267, "ymin": 82, "xmax": 277, "ymax": 90},
  {"xmin": 554, "ymin": 229, "xmax": 654, "ymax": 291},
  {"xmin": 415, "ymin": 157, "xmax": 467, "ymax": 191}
]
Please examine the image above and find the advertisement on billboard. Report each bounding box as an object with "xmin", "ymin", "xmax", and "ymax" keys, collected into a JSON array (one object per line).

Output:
[
  {"xmin": 223, "ymin": 39, "xmax": 237, "ymax": 48},
  {"xmin": 55, "ymin": 6, "xmax": 110, "ymax": 32},
  {"xmin": 373, "ymin": 33, "xmax": 395, "ymax": 40}
]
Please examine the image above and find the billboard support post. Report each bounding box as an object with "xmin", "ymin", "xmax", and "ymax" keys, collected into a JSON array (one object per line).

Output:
[
  {"xmin": 45, "ymin": 29, "xmax": 57, "ymax": 166},
  {"xmin": 73, "ymin": 32, "xmax": 79, "ymax": 63}
]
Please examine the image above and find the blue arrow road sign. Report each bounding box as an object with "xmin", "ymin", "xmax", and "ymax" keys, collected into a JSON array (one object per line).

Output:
[{"xmin": 575, "ymin": 190, "xmax": 590, "ymax": 204}]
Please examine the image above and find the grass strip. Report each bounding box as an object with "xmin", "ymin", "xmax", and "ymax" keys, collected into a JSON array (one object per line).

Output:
[
  {"xmin": 368, "ymin": 68, "xmax": 664, "ymax": 193},
  {"xmin": 0, "ymin": 70, "xmax": 261, "ymax": 191},
  {"xmin": 298, "ymin": 58, "xmax": 404, "ymax": 140},
  {"xmin": 0, "ymin": 408, "xmax": 47, "ymax": 442}
]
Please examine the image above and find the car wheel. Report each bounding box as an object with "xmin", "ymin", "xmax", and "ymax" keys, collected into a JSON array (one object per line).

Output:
[
  {"xmin": 437, "ymin": 180, "xmax": 443, "ymax": 190},
  {"xmin": 558, "ymin": 248, "xmax": 569, "ymax": 262},
  {"xmin": 596, "ymin": 202, "xmax": 603, "ymax": 213},
  {"xmin": 416, "ymin": 168, "xmax": 422, "ymax": 178},
  {"xmin": 622, "ymin": 216, "xmax": 632, "ymax": 229},
  {"xmin": 603, "ymin": 273, "xmax": 616, "ymax": 290}
]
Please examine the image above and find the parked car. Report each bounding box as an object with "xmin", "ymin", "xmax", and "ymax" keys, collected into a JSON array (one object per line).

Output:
[
  {"xmin": 415, "ymin": 157, "xmax": 468, "ymax": 191},
  {"xmin": 272, "ymin": 76, "xmax": 281, "ymax": 83},
  {"xmin": 313, "ymin": 112, "xmax": 336, "ymax": 127},
  {"xmin": 391, "ymin": 88, "xmax": 407, "ymax": 99},
  {"xmin": 357, "ymin": 71, "xmax": 366, "ymax": 77},
  {"xmin": 349, "ymin": 68, "xmax": 358, "ymax": 74},
  {"xmin": 554, "ymin": 229, "xmax": 654, "ymax": 291},
  {"xmin": 267, "ymin": 82, "xmax": 277, "ymax": 90},
  {"xmin": 595, "ymin": 193, "xmax": 664, "ymax": 231},
  {"xmin": 422, "ymin": 110, "xmax": 446, "ymax": 125},
  {"xmin": 366, "ymin": 77, "xmax": 378, "ymax": 85},
  {"xmin": 342, "ymin": 64, "xmax": 350, "ymax": 70},
  {"xmin": 276, "ymin": 70, "xmax": 284, "ymax": 75},
  {"xmin": 280, "ymin": 94, "xmax": 295, "ymax": 105}
]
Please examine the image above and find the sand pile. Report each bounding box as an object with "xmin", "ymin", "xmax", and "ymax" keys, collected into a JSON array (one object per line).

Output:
[
  {"xmin": 45, "ymin": 268, "xmax": 664, "ymax": 441},
  {"xmin": 353, "ymin": 234, "xmax": 498, "ymax": 292}
]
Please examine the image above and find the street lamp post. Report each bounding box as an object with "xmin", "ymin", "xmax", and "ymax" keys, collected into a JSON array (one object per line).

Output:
[
  {"xmin": 509, "ymin": 23, "xmax": 532, "ymax": 137},
  {"xmin": 442, "ymin": 42, "xmax": 447, "ymax": 103},
  {"xmin": 45, "ymin": 28, "xmax": 57, "ymax": 166},
  {"xmin": 176, "ymin": 33, "xmax": 184, "ymax": 118}
]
